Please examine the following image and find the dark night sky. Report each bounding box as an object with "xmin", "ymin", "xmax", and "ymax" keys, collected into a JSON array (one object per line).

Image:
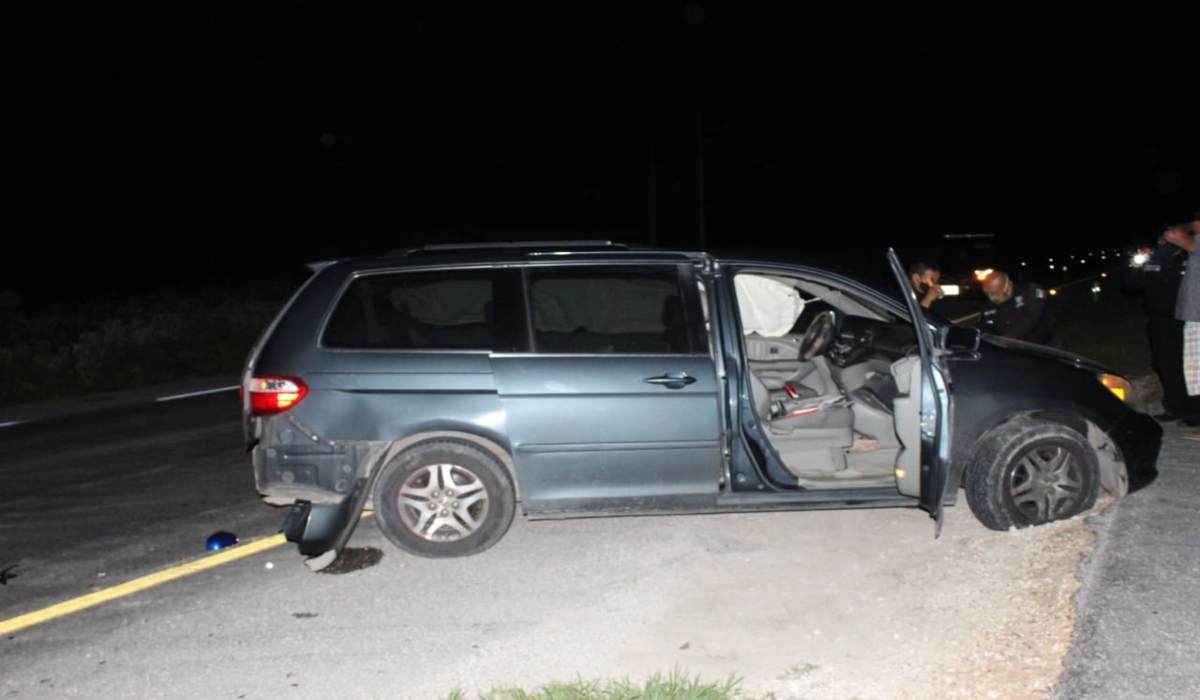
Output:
[{"xmin": 8, "ymin": 3, "xmax": 1200, "ymax": 305}]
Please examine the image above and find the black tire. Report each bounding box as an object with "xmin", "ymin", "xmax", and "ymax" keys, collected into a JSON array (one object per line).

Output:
[
  {"xmin": 372, "ymin": 440, "xmax": 515, "ymax": 558},
  {"xmin": 964, "ymin": 419, "xmax": 1100, "ymax": 531}
]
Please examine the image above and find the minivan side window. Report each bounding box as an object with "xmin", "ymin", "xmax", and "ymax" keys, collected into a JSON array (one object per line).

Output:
[
  {"xmin": 323, "ymin": 270, "xmax": 495, "ymax": 350},
  {"xmin": 527, "ymin": 265, "xmax": 693, "ymax": 354}
]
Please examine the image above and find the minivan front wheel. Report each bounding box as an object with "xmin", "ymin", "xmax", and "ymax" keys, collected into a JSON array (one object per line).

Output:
[
  {"xmin": 964, "ymin": 419, "xmax": 1099, "ymax": 531},
  {"xmin": 373, "ymin": 440, "xmax": 515, "ymax": 558}
]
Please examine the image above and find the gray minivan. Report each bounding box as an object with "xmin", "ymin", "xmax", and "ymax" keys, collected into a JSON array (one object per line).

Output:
[{"xmin": 241, "ymin": 242, "xmax": 1160, "ymax": 569}]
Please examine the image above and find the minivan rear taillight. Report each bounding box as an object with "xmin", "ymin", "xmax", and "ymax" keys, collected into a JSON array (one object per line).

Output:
[{"xmin": 246, "ymin": 375, "xmax": 308, "ymax": 416}]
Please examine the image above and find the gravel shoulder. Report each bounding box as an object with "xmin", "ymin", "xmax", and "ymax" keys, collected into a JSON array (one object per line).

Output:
[
  {"xmin": 398, "ymin": 488, "xmax": 1110, "ymax": 700},
  {"xmin": 617, "ymin": 492, "xmax": 1108, "ymax": 700}
]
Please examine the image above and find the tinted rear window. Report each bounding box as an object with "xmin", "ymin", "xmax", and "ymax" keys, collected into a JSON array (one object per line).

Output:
[
  {"xmin": 527, "ymin": 265, "xmax": 690, "ymax": 354},
  {"xmin": 323, "ymin": 270, "xmax": 495, "ymax": 350}
]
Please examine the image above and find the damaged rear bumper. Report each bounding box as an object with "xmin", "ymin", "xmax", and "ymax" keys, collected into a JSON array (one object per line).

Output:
[
  {"xmin": 280, "ymin": 492, "xmax": 359, "ymax": 556},
  {"xmin": 252, "ymin": 418, "xmax": 381, "ymax": 556}
]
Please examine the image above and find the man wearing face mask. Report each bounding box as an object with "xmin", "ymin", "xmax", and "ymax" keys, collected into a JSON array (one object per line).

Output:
[
  {"xmin": 908, "ymin": 260, "xmax": 945, "ymax": 311},
  {"xmin": 979, "ymin": 270, "xmax": 1060, "ymax": 346}
]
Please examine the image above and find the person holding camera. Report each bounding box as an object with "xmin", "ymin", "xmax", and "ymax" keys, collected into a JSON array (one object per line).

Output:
[
  {"xmin": 1126, "ymin": 225, "xmax": 1198, "ymax": 423},
  {"xmin": 1163, "ymin": 208, "xmax": 1200, "ymax": 434}
]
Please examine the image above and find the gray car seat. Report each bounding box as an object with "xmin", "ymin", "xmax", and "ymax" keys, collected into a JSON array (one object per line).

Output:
[{"xmin": 747, "ymin": 370, "xmax": 854, "ymax": 474}]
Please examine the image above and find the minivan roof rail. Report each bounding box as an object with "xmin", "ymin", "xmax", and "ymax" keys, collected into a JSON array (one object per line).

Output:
[
  {"xmin": 420, "ymin": 240, "xmax": 626, "ymax": 251},
  {"xmin": 385, "ymin": 240, "xmax": 633, "ymax": 256}
]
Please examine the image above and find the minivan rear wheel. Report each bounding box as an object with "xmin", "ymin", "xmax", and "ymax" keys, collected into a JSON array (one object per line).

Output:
[
  {"xmin": 964, "ymin": 419, "xmax": 1099, "ymax": 531},
  {"xmin": 373, "ymin": 440, "xmax": 515, "ymax": 558}
]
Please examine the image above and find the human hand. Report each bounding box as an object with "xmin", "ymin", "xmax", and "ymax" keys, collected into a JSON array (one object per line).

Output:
[
  {"xmin": 1164, "ymin": 226, "xmax": 1197, "ymax": 252},
  {"xmin": 920, "ymin": 282, "xmax": 942, "ymax": 308}
]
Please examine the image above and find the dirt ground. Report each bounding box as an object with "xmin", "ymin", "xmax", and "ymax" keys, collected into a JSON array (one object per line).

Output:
[
  {"xmin": 394, "ymin": 489, "xmax": 1114, "ymax": 700},
  {"xmin": 346, "ymin": 485, "xmax": 1116, "ymax": 700},
  {"xmin": 654, "ymin": 493, "xmax": 1112, "ymax": 700}
]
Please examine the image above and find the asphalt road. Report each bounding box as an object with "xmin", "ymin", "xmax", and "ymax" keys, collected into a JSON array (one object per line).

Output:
[
  {"xmin": 1, "ymin": 380, "xmax": 1197, "ymax": 698},
  {"xmin": 1052, "ymin": 416, "xmax": 1200, "ymax": 699},
  {"xmin": 0, "ymin": 383, "xmax": 282, "ymax": 622}
]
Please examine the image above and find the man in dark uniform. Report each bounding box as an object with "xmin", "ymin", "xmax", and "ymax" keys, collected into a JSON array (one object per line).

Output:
[
  {"xmin": 1124, "ymin": 230, "xmax": 1199, "ymax": 422},
  {"xmin": 979, "ymin": 270, "xmax": 1059, "ymax": 346}
]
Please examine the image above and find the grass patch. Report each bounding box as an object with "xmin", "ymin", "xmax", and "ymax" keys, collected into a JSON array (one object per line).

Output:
[
  {"xmin": 442, "ymin": 668, "xmax": 767, "ymax": 700},
  {"xmin": 1051, "ymin": 285, "xmax": 1153, "ymax": 378},
  {"xmin": 0, "ymin": 294, "xmax": 284, "ymax": 407}
]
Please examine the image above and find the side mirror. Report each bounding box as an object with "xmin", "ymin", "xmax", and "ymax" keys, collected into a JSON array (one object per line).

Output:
[{"xmin": 940, "ymin": 325, "xmax": 981, "ymax": 353}]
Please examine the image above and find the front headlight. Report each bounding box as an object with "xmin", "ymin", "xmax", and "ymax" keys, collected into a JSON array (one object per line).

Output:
[{"xmin": 1098, "ymin": 373, "xmax": 1135, "ymax": 405}]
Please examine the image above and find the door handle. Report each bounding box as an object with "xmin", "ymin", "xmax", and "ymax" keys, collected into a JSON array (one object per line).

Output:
[{"xmin": 644, "ymin": 371, "xmax": 697, "ymax": 389}]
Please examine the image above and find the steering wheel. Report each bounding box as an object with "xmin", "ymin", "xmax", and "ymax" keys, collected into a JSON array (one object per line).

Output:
[{"xmin": 799, "ymin": 310, "xmax": 837, "ymax": 360}]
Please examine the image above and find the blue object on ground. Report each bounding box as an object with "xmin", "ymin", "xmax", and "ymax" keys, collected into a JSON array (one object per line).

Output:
[{"xmin": 206, "ymin": 531, "xmax": 239, "ymax": 551}]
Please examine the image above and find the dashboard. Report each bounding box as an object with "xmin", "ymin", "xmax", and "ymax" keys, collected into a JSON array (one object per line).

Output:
[{"xmin": 827, "ymin": 315, "xmax": 917, "ymax": 368}]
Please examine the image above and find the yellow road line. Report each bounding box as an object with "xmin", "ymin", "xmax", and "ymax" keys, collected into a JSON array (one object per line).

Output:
[
  {"xmin": 0, "ymin": 535, "xmax": 287, "ymax": 635},
  {"xmin": 0, "ymin": 510, "xmax": 376, "ymax": 635}
]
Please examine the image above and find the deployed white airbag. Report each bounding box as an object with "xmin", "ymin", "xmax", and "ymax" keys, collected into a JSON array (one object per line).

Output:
[{"xmin": 734, "ymin": 274, "xmax": 805, "ymax": 337}]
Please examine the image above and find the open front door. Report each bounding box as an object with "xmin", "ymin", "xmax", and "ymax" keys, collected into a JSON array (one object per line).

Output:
[{"xmin": 886, "ymin": 248, "xmax": 953, "ymax": 535}]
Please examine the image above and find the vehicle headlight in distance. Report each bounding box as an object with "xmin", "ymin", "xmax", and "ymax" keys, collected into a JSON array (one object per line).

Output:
[{"xmin": 1098, "ymin": 373, "xmax": 1135, "ymax": 405}]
